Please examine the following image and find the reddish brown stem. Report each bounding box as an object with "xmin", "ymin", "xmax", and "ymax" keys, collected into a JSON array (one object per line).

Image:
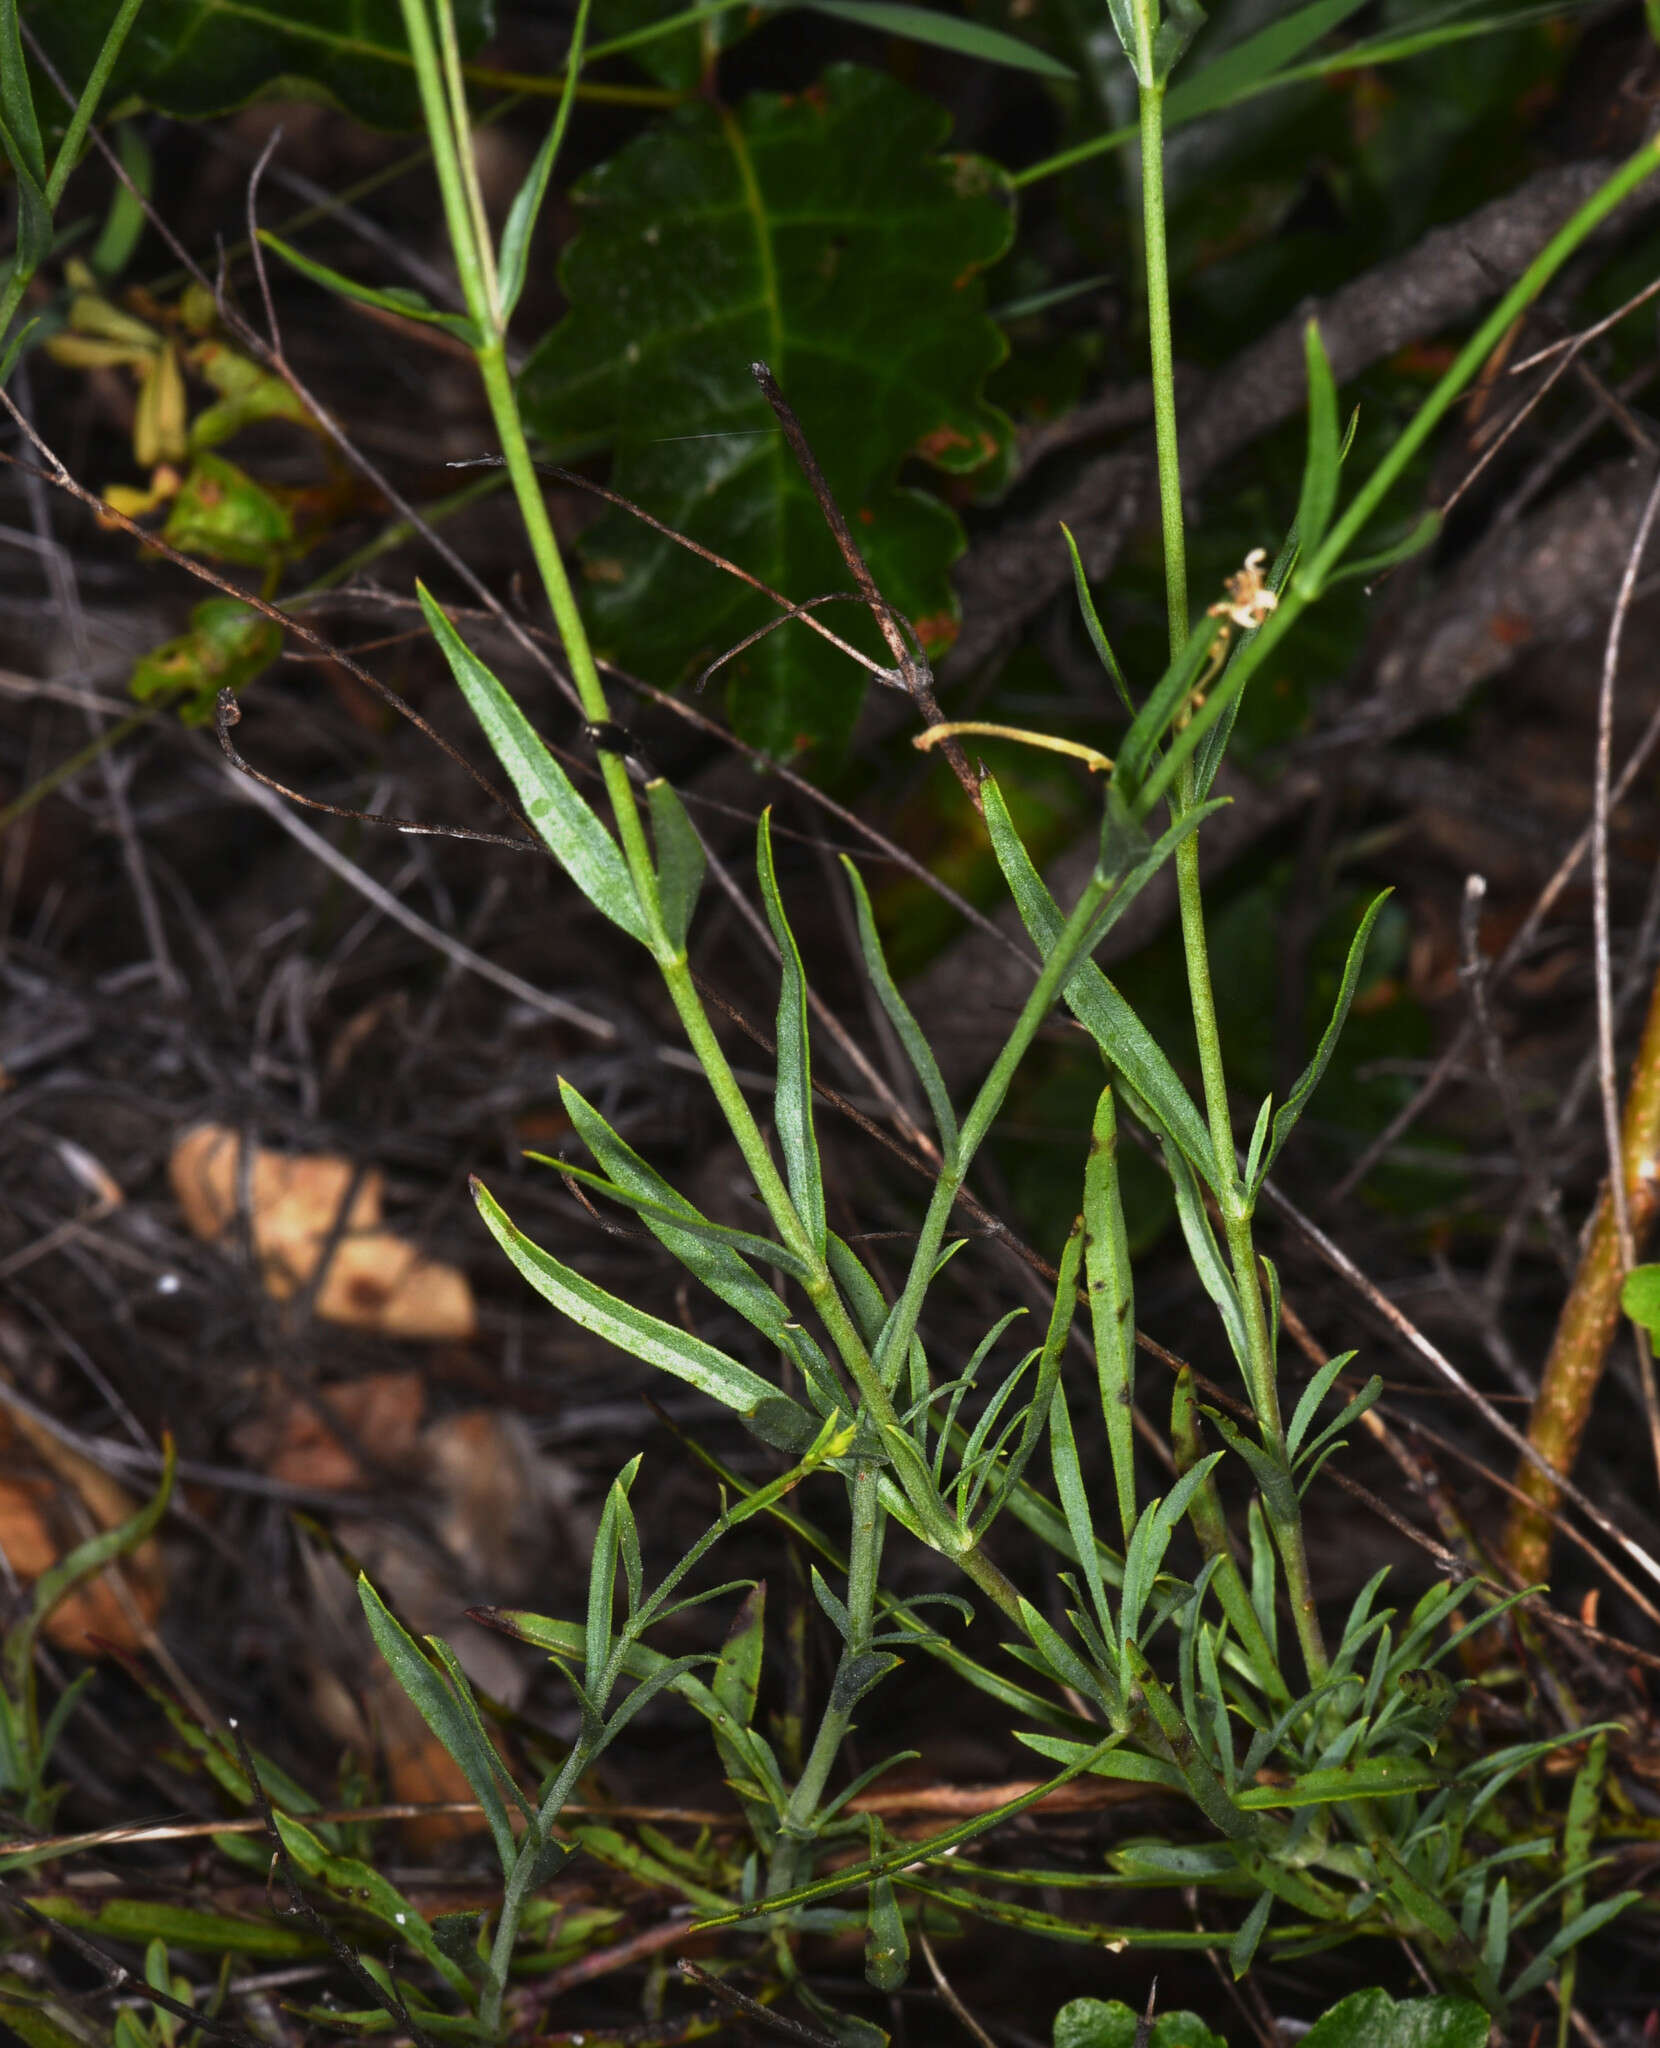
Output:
[{"xmin": 1503, "ymin": 954, "xmax": 1660, "ymax": 1585}]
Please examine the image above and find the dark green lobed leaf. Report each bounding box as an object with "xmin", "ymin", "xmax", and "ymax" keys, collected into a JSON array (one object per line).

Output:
[{"xmin": 518, "ymin": 65, "xmax": 1014, "ymax": 755}]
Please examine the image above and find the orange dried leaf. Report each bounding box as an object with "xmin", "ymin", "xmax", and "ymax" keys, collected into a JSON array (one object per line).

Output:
[{"xmin": 169, "ymin": 1125, "xmax": 474, "ymax": 1339}]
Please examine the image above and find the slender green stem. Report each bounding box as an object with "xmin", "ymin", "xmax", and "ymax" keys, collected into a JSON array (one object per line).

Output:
[
  {"xmin": 437, "ymin": 1, "xmax": 502, "ymax": 323},
  {"xmin": 397, "ymin": 0, "xmax": 492, "ymax": 320},
  {"xmin": 477, "ymin": 1742, "xmax": 591, "ymax": 2028},
  {"xmin": 413, "ymin": 1, "xmax": 892, "ymax": 1433},
  {"xmin": 873, "ymin": 870, "xmax": 1114, "ymax": 1399},
  {"xmin": 767, "ymin": 1463, "xmax": 885, "ymax": 1896},
  {"xmin": 1132, "ymin": 25, "xmax": 1328, "ymax": 1685},
  {"xmin": 1137, "ymin": 79, "xmax": 1187, "ymax": 652},
  {"xmin": 1136, "ymin": 137, "xmax": 1660, "ymax": 827}
]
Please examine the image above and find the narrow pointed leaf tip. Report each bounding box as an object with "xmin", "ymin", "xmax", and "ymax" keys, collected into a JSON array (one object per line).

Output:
[
  {"xmin": 416, "ymin": 582, "xmax": 649, "ymax": 944},
  {"xmin": 1293, "ymin": 319, "xmax": 1341, "ymax": 578},
  {"xmin": 1252, "ymin": 888, "xmax": 1392, "ymax": 1193},
  {"xmin": 841, "ymin": 856, "xmax": 957, "ymax": 1157},
  {"xmin": 472, "ymin": 1176, "xmax": 818, "ymax": 1453}
]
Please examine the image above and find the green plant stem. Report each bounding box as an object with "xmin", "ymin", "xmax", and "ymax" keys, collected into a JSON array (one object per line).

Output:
[
  {"xmin": 1133, "ymin": 41, "xmax": 1328, "ymax": 1686},
  {"xmin": 405, "ymin": 0, "xmax": 894, "ymax": 1434},
  {"xmin": 1134, "ymin": 140, "xmax": 1660, "ymax": 828},
  {"xmin": 875, "ymin": 870, "xmax": 1115, "ymax": 1419},
  {"xmin": 767, "ymin": 1462, "xmax": 886, "ymax": 1897},
  {"xmin": 1010, "ymin": 10, "xmax": 1561, "ymax": 192},
  {"xmin": 1137, "ymin": 79, "xmax": 1187, "ymax": 655},
  {"xmin": 40, "ymin": 0, "xmax": 145, "ymax": 212},
  {"xmin": 477, "ymin": 1743, "xmax": 591, "ymax": 2029}
]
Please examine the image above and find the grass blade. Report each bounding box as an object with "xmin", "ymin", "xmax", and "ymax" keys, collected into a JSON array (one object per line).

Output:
[{"xmin": 1294, "ymin": 320, "xmax": 1341, "ymax": 565}]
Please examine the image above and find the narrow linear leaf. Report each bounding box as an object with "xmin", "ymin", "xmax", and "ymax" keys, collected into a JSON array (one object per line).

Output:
[
  {"xmin": 646, "ymin": 776, "xmax": 706, "ymax": 952},
  {"xmin": 417, "ymin": 583, "xmax": 649, "ymax": 943},
  {"xmin": 258, "ymin": 232, "xmax": 480, "ymax": 345},
  {"xmin": 1165, "ymin": 0, "xmax": 1370, "ymax": 122},
  {"xmin": 1047, "ymin": 1377, "xmax": 1113, "ymax": 1639},
  {"xmin": 1061, "ymin": 524, "xmax": 1134, "ymax": 718},
  {"xmin": 1294, "ymin": 1374, "xmax": 1382, "ymax": 1479},
  {"xmin": 757, "ymin": 810, "xmax": 825, "ymax": 1256},
  {"xmin": 1294, "ymin": 320, "xmax": 1341, "ymax": 567},
  {"xmin": 981, "ymin": 775, "xmax": 1217, "ymax": 1190},
  {"xmin": 1112, "ymin": 616, "xmax": 1225, "ymax": 808},
  {"xmin": 1505, "ymin": 1894, "xmax": 1643, "ymax": 2003},
  {"xmin": 1253, "ymin": 890, "xmax": 1391, "ymax": 1192},
  {"xmin": 357, "ymin": 1578, "xmax": 524, "ymax": 1878},
  {"xmin": 557, "ymin": 1080, "xmax": 816, "ymax": 1364},
  {"xmin": 841, "ymin": 856, "xmax": 957, "ymax": 1157},
  {"xmin": 863, "ymin": 1854, "xmax": 909, "ymax": 1992},
  {"xmin": 0, "ymin": 0, "xmax": 50, "ymax": 296},
  {"xmin": 1286, "ymin": 1349, "xmax": 1359, "ymax": 1462},
  {"xmin": 1152, "ymin": 0, "xmax": 1207, "ymax": 85},
  {"xmin": 1165, "ymin": 1141, "xmax": 1248, "ymax": 1369},
  {"xmin": 474, "ymin": 1177, "xmax": 818, "ymax": 1451},
  {"xmin": 803, "ymin": 0, "xmax": 1074, "ymax": 77},
  {"xmin": 589, "ymin": 1459, "xmax": 645, "ymax": 1701},
  {"xmin": 1229, "ymin": 1889, "xmax": 1272, "ymax": 1978},
  {"xmin": 7, "ymin": 1438, "xmax": 175, "ymax": 1694},
  {"xmin": 1322, "ymin": 508, "xmax": 1440, "ymax": 589},
  {"xmin": 1013, "ymin": 1733, "xmax": 1179, "ymax": 1790},
  {"xmin": 272, "ymin": 1814, "xmax": 472, "ymax": 1997},
  {"xmin": 1235, "ymin": 1755, "xmax": 1442, "ymax": 1808},
  {"xmin": 974, "ymin": 1219, "xmax": 1082, "ymax": 1537},
  {"xmin": 497, "ymin": 0, "xmax": 593, "ymax": 321},
  {"xmin": 0, "ymin": 0, "xmax": 44, "ymax": 188},
  {"xmin": 1083, "ymin": 1086, "xmax": 1137, "ymax": 1545}
]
